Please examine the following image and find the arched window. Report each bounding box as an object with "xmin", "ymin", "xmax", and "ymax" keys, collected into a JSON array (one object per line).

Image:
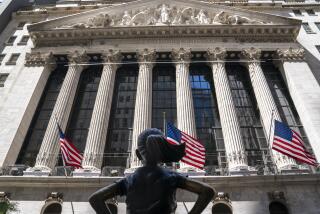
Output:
[
  {"xmin": 269, "ymin": 201, "xmax": 289, "ymax": 214},
  {"xmin": 212, "ymin": 202, "xmax": 233, "ymax": 214},
  {"xmin": 41, "ymin": 201, "xmax": 62, "ymax": 214}
]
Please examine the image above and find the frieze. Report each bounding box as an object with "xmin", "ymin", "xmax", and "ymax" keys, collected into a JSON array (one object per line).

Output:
[
  {"xmin": 25, "ymin": 52, "xmax": 55, "ymax": 68},
  {"xmin": 60, "ymin": 4, "xmax": 269, "ymax": 29},
  {"xmin": 276, "ymin": 47, "xmax": 305, "ymax": 62}
]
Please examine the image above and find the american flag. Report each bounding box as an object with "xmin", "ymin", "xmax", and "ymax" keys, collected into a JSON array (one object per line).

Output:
[
  {"xmin": 272, "ymin": 120, "xmax": 318, "ymax": 166},
  {"xmin": 166, "ymin": 123, "xmax": 205, "ymax": 169},
  {"xmin": 58, "ymin": 125, "xmax": 83, "ymax": 168}
]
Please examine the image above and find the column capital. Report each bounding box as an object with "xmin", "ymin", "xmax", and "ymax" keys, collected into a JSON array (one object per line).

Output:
[
  {"xmin": 67, "ymin": 50, "xmax": 90, "ymax": 64},
  {"xmin": 101, "ymin": 49, "xmax": 122, "ymax": 63},
  {"xmin": 101, "ymin": 49, "xmax": 122, "ymax": 70},
  {"xmin": 171, "ymin": 48, "xmax": 192, "ymax": 63},
  {"xmin": 241, "ymin": 47, "xmax": 261, "ymax": 61},
  {"xmin": 25, "ymin": 52, "xmax": 56, "ymax": 69},
  {"xmin": 206, "ymin": 47, "xmax": 227, "ymax": 62},
  {"xmin": 277, "ymin": 47, "xmax": 305, "ymax": 62},
  {"xmin": 136, "ymin": 49, "xmax": 156, "ymax": 64}
]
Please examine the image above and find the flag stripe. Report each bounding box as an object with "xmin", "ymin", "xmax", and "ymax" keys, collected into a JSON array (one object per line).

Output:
[
  {"xmin": 272, "ymin": 120, "xmax": 318, "ymax": 167},
  {"xmin": 166, "ymin": 123, "xmax": 205, "ymax": 170},
  {"xmin": 58, "ymin": 126, "xmax": 83, "ymax": 169}
]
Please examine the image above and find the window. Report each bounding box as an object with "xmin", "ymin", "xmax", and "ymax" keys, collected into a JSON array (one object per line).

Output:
[
  {"xmin": 315, "ymin": 22, "xmax": 320, "ymax": 31},
  {"xmin": 189, "ymin": 62, "xmax": 224, "ymax": 169},
  {"xmin": 103, "ymin": 60, "xmax": 138, "ymax": 169},
  {"xmin": 226, "ymin": 57, "xmax": 270, "ymax": 170},
  {"xmin": 316, "ymin": 45, "xmax": 320, "ymax": 54},
  {"xmin": 302, "ymin": 23, "xmax": 314, "ymax": 34},
  {"xmin": 17, "ymin": 22, "xmax": 26, "ymax": 28},
  {"xmin": 0, "ymin": 54, "xmax": 5, "ymax": 64},
  {"xmin": 63, "ymin": 55, "xmax": 102, "ymax": 158},
  {"xmin": 6, "ymin": 53, "xmax": 20, "ymax": 65},
  {"xmin": 0, "ymin": 73, "xmax": 9, "ymax": 87},
  {"xmin": 18, "ymin": 35, "xmax": 29, "ymax": 45},
  {"xmin": 6, "ymin": 36, "xmax": 17, "ymax": 45},
  {"xmin": 269, "ymin": 202, "xmax": 289, "ymax": 214},
  {"xmin": 306, "ymin": 9, "xmax": 316, "ymax": 16},
  {"xmin": 16, "ymin": 56, "xmax": 67, "ymax": 166},
  {"xmin": 293, "ymin": 10, "xmax": 302, "ymax": 16}
]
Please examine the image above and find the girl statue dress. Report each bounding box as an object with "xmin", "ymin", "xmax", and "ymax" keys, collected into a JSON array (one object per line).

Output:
[{"xmin": 89, "ymin": 128, "xmax": 215, "ymax": 214}]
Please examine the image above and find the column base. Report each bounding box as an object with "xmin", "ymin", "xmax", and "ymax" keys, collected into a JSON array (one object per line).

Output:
[
  {"xmin": 72, "ymin": 167, "xmax": 101, "ymax": 177},
  {"xmin": 23, "ymin": 167, "xmax": 51, "ymax": 176},
  {"xmin": 228, "ymin": 166, "xmax": 257, "ymax": 176}
]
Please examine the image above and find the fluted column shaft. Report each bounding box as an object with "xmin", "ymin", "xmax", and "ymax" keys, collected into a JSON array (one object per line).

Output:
[
  {"xmin": 130, "ymin": 49, "xmax": 156, "ymax": 168},
  {"xmin": 207, "ymin": 48, "xmax": 248, "ymax": 171},
  {"xmin": 172, "ymin": 48, "xmax": 197, "ymax": 138},
  {"xmin": 82, "ymin": 50, "xmax": 122, "ymax": 171},
  {"xmin": 242, "ymin": 48, "xmax": 296, "ymax": 170},
  {"xmin": 172, "ymin": 48, "xmax": 197, "ymax": 170},
  {"xmin": 34, "ymin": 51, "xmax": 88, "ymax": 171}
]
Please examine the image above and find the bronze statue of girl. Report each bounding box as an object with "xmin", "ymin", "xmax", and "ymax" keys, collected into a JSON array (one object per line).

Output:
[{"xmin": 89, "ymin": 128, "xmax": 215, "ymax": 214}]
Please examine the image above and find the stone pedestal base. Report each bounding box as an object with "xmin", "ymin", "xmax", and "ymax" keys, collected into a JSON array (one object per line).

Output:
[
  {"xmin": 23, "ymin": 167, "xmax": 51, "ymax": 176},
  {"xmin": 72, "ymin": 168, "xmax": 101, "ymax": 177}
]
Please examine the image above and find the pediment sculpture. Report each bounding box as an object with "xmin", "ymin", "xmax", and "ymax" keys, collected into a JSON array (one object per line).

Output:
[{"xmin": 60, "ymin": 4, "xmax": 269, "ymax": 29}]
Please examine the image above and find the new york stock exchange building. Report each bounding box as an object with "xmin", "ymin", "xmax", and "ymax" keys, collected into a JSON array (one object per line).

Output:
[{"xmin": 0, "ymin": 0, "xmax": 320, "ymax": 213}]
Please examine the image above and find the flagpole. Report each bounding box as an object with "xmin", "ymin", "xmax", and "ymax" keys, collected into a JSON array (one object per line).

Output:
[
  {"xmin": 266, "ymin": 109, "xmax": 278, "ymax": 175},
  {"xmin": 53, "ymin": 114, "xmax": 68, "ymax": 178},
  {"xmin": 163, "ymin": 111, "xmax": 166, "ymax": 135}
]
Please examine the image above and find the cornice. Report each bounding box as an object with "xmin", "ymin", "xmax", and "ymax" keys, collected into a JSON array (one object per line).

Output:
[{"xmin": 29, "ymin": 24, "xmax": 299, "ymax": 47}]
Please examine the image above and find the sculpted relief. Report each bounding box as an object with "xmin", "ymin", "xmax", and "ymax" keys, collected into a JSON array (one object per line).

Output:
[{"xmin": 61, "ymin": 4, "xmax": 269, "ymax": 29}]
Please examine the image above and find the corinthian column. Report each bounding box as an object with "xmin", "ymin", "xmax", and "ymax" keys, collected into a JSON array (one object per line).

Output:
[
  {"xmin": 206, "ymin": 48, "xmax": 248, "ymax": 174},
  {"xmin": 172, "ymin": 48, "xmax": 201, "ymax": 173},
  {"xmin": 129, "ymin": 49, "xmax": 156, "ymax": 169},
  {"xmin": 25, "ymin": 51, "xmax": 89, "ymax": 176},
  {"xmin": 242, "ymin": 47, "xmax": 296, "ymax": 171},
  {"xmin": 74, "ymin": 50, "xmax": 122, "ymax": 176},
  {"xmin": 172, "ymin": 48, "xmax": 197, "ymax": 138}
]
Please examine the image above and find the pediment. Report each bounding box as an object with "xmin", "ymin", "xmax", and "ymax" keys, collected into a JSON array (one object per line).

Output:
[{"xmin": 28, "ymin": 0, "xmax": 301, "ymax": 46}]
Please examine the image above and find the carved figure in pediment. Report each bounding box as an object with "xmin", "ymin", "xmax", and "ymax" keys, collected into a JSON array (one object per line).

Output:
[
  {"xmin": 157, "ymin": 4, "xmax": 171, "ymax": 24},
  {"xmin": 172, "ymin": 7, "xmax": 194, "ymax": 25},
  {"xmin": 196, "ymin": 9, "xmax": 210, "ymax": 24},
  {"xmin": 120, "ymin": 11, "xmax": 132, "ymax": 26},
  {"xmin": 227, "ymin": 15, "xmax": 264, "ymax": 25},
  {"xmin": 213, "ymin": 11, "xmax": 228, "ymax": 24},
  {"xmin": 88, "ymin": 13, "xmax": 113, "ymax": 27},
  {"xmin": 130, "ymin": 9, "xmax": 152, "ymax": 26}
]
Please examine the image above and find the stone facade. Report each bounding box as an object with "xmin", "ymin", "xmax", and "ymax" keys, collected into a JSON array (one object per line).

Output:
[{"xmin": 0, "ymin": 0, "xmax": 320, "ymax": 213}]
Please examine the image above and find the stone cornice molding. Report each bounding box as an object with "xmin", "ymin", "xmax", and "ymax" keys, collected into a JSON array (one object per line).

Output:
[
  {"xmin": 136, "ymin": 48, "xmax": 156, "ymax": 64},
  {"xmin": 241, "ymin": 47, "xmax": 262, "ymax": 61},
  {"xmin": 171, "ymin": 48, "xmax": 192, "ymax": 63},
  {"xmin": 67, "ymin": 51, "xmax": 90, "ymax": 65},
  {"xmin": 25, "ymin": 52, "xmax": 56, "ymax": 68},
  {"xmin": 276, "ymin": 47, "xmax": 305, "ymax": 62},
  {"xmin": 206, "ymin": 47, "xmax": 227, "ymax": 62},
  {"xmin": 29, "ymin": 25, "xmax": 299, "ymax": 47}
]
